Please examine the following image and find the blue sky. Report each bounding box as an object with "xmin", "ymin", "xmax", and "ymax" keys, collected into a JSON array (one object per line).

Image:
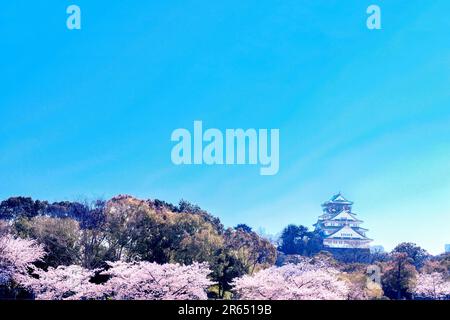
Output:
[{"xmin": 0, "ymin": 1, "xmax": 449, "ymax": 254}]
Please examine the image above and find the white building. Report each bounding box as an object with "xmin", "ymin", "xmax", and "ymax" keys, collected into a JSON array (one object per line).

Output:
[{"xmin": 314, "ymin": 193, "xmax": 372, "ymax": 249}]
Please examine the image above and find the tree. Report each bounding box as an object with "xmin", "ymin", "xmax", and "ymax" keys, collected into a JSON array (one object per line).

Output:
[
  {"xmin": 46, "ymin": 200, "xmax": 106, "ymax": 230},
  {"xmin": 101, "ymin": 261, "xmax": 213, "ymax": 300},
  {"xmin": 23, "ymin": 265, "xmax": 100, "ymax": 300},
  {"xmin": 79, "ymin": 227, "xmax": 109, "ymax": 269},
  {"xmin": 392, "ymin": 242, "xmax": 430, "ymax": 269},
  {"xmin": 103, "ymin": 197, "xmax": 168, "ymax": 262},
  {"xmin": 330, "ymin": 247, "xmax": 372, "ymax": 264},
  {"xmin": 176, "ymin": 199, "xmax": 224, "ymax": 234},
  {"xmin": 21, "ymin": 261, "xmax": 212, "ymax": 300},
  {"xmin": 278, "ymin": 225, "xmax": 323, "ymax": 256},
  {"xmin": 21, "ymin": 259, "xmax": 213, "ymax": 300},
  {"xmin": 0, "ymin": 220, "xmax": 10, "ymax": 236},
  {"xmin": 0, "ymin": 197, "xmax": 47, "ymax": 220},
  {"xmin": 339, "ymin": 264, "xmax": 384, "ymax": 300},
  {"xmin": 235, "ymin": 224, "xmax": 252, "ymax": 233},
  {"xmin": 103, "ymin": 196, "xmax": 224, "ymax": 266},
  {"xmin": 170, "ymin": 213, "xmax": 224, "ymax": 265},
  {"xmin": 421, "ymin": 254, "xmax": 450, "ymax": 278},
  {"xmin": 0, "ymin": 235, "xmax": 45, "ymax": 289},
  {"xmin": 225, "ymin": 227, "xmax": 276, "ymax": 274},
  {"xmin": 381, "ymin": 253, "xmax": 417, "ymax": 300},
  {"xmin": 370, "ymin": 247, "xmax": 389, "ymax": 264},
  {"xmin": 412, "ymin": 272, "xmax": 450, "ymax": 300},
  {"xmin": 232, "ymin": 261, "xmax": 350, "ymax": 300},
  {"xmin": 13, "ymin": 216, "xmax": 82, "ymax": 268},
  {"xmin": 23, "ymin": 261, "xmax": 214, "ymax": 300},
  {"xmin": 210, "ymin": 249, "xmax": 247, "ymax": 298},
  {"xmin": 0, "ymin": 197, "xmax": 106, "ymax": 229}
]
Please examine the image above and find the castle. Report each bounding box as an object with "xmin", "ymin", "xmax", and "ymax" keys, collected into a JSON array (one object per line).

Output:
[{"xmin": 314, "ymin": 193, "xmax": 372, "ymax": 249}]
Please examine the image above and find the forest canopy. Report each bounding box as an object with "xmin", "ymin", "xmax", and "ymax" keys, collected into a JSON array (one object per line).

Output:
[{"xmin": 0, "ymin": 195, "xmax": 449, "ymax": 300}]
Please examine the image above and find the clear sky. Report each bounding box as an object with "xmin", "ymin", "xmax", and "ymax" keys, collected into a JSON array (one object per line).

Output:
[{"xmin": 0, "ymin": 1, "xmax": 449, "ymax": 254}]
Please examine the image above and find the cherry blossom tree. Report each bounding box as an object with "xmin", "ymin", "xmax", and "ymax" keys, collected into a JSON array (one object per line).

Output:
[
  {"xmin": 0, "ymin": 234, "xmax": 45, "ymax": 286},
  {"xmin": 413, "ymin": 272, "xmax": 450, "ymax": 300},
  {"xmin": 232, "ymin": 262, "xmax": 350, "ymax": 300},
  {"xmin": 22, "ymin": 265, "xmax": 102, "ymax": 300},
  {"xmin": 101, "ymin": 261, "xmax": 213, "ymax": 300},
  {"xmin": 22, "ymin": 261, "xmax": 213, "ymax": 300}
]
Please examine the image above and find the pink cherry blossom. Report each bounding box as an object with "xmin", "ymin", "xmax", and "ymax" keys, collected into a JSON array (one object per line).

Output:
[
  {"xmin": 22, "ymin": 260, "xmax": 213, "ymax": 300},
  {"xmin": 22, "ymin": 265, "xmax": 102, "ymax": 300},
  {"xmin": 413, "ymin": 272, "xmax": 450, "ymax": 300},
  {"xmin": 100, "ymin": 261, "xmax": 213, "ymax": 300},
  {"xmin": 232, "ymin": 262, "xmax": 350, "ymax": 300},
  {"xmin": 0, "ymin": 234, "xmax": 45, "ymax": 285}
]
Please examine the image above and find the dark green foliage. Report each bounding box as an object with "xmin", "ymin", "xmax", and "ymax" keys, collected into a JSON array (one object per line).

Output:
[
  {"xmin": 210, "ymin": 249, "xmax": 247, "ymax": 298},
  {"xmin": 235, "ymin": 224, "xmax": 252, "ymax": 233},
  {"xmin": 326, "ymin": 248, "xmax": 371, "ymax": 263},
  {"xmin": 278, "ymin": 224, "xmax": 323, "ymax": 256},
  {"xmin": 0, "ymin": 197, "xmax": 47, "ymax": 220},
  {"xmin": 0, "ymin": 197, "xmax": 106, "ymax": 230},
  {"xmin": 176, "ymin": 199, "xmax": 224, "ymax": 234},
  {"xmin": 13, "ymin": 217, "xmax": 82, "ymax": 268},
  {"xmin": 381, "ymin": 253, "xmax": 417, "ymax": 300},
  {"xmin": 392, "ymin": 242, "xmax": 430, "ymax": 269}
]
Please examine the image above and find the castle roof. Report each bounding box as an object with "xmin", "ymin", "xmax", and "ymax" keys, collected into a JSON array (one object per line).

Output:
[
  {"xmin": 330, "ymin": 210, "xmax": 361, "ymax": 222},
  {"xmin": 326, "ymin": 225, "xmax": 371, "ymax": 240},
  {"xmin": 322, "ymin": 192, "xmax": 354, "ymax": 206}
]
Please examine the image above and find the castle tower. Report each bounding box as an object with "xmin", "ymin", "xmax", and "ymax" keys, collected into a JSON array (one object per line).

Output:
[{"xmin": 314, "ymin": 193, "xmax": 372, "ymax": 249}]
